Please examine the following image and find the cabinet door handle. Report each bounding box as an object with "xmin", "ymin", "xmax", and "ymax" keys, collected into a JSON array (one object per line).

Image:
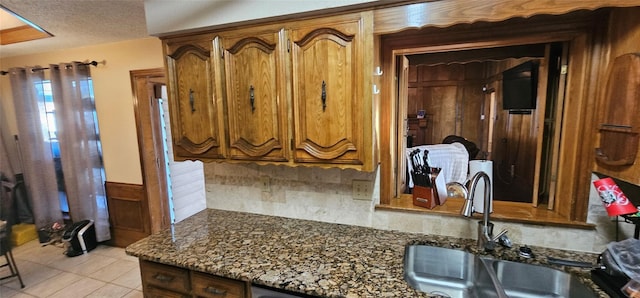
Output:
[
  {"xmin": 152, "ymin": 273, "xmax": 175, "ymax": 283},
  {"xmin": 189, "ymin": 89, "xmax": 196, "ymax": 113},
  {"xmin": 250, "ymin": 85, "xmax": 255, "ymax": 113},
  {"xmin": 204, "ymin": 286, "xmax": 227, "ymax": 295},
  {"xmin": 321, "ymin": 80, "xmax": 327, "ymax": 111}
]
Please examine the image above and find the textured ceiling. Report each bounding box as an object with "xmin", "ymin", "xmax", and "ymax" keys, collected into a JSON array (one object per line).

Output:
[{"xmin": 0, "ymin": 0, "xmax": 149, "ymax": 58}]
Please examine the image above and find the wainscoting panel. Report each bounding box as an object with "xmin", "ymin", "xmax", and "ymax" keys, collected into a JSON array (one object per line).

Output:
[{"xmin": 105, "ymin": 181, "xmax": 150, "ymax": 247}]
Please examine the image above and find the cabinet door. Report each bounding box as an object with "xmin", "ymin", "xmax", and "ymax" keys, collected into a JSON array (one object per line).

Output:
[
  {"xmin": 144, "ymin": 286, "xmax": 190, "ymax": 298},
  {"xmin": 290, "ymin": 16, "xmax": 368, "ymax": 166},
  {"xmin": 191, "ymin": 272, "xmax": 248, "ymax": 298},
  {"xmin": 140, "ymin": 260, "xmax": 191, "ymax": 296},
  {"xmin": 165, "ymin": 37, "xmax": 226, "ymax": 160},
  {"xmin": 221, "ymin": 29, "xmax": 289, "ymax": 161}
]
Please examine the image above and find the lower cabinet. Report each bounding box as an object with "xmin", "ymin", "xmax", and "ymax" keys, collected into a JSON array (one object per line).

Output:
[{"xmin": 140, "ymin": 260, "xmax": 250, "ymax": 298}]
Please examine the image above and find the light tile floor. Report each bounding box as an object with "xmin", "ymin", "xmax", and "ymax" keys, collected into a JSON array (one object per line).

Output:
[{"xmin": 0, "ymin": 239, "xmax": 142, "ymax": 298}]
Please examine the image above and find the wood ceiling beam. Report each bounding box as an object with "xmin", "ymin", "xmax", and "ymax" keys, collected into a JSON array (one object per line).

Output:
[{"xmin": 0, "ymin": 25, "xmax": 52, "ymax": 45}]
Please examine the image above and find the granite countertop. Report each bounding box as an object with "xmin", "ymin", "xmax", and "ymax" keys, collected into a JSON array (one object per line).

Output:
[{"xmin": 126, "ymin": 209, "xmax": 608, "ymax": 297}]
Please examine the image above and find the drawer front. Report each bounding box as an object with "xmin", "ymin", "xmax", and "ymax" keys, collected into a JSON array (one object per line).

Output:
[
  {"xmin": 140, "ymin": 260, "xmax": 191, "ymax": 293},
  {"xmin": 192, "ymin": 272, "xmax": 247, "ymax": 298},
  {"xmin": 144, "ymin": 285, "xmax": 190, "ymax": 298}
]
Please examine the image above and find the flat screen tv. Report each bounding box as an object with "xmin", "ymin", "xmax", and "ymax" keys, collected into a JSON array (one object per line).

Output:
[{"xmin": 502, "ymin": 61, "xmax": 539, "ymax": 111}]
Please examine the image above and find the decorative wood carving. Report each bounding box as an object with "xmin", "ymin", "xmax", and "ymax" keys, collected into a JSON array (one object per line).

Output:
[
  {"xmin": 595, "ymin": 53, "xmax": 640, "ymax": 166},
  {"xmin": 297, "ymin": 138, "xmax": 358, "ymax": 161},
  {"xmin": 169, "ymin": 44, "xmax": 209, "ymax": 60},
  {"xmin": 231, "ymin": 137, "xmax": 283, "ymax": 158},
  {"xmin": 227, "ymin": 37, "xmax": 276, "ymax": 54},
  {"xmin": 294, "ymin": 27, "xmax": 354, "ymax": 47}
]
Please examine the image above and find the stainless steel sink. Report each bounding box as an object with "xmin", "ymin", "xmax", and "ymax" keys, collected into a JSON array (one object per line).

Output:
[
  {"xmin": 483, "ymin": 258, "xmax": 596, "ymax": 298},
  {"xmin": 404, "ymin": 245, "xmax": 506, "ymax": 298},
  {"xmin": 404, "ymin": 245, "xmax": 596, "ymax": 298}
]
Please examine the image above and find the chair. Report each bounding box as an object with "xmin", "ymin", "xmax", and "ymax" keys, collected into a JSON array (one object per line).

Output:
[
  {"xmin": 442, "ymin": 135, "xmax": 480, "ymax": 160},
  {"xmin": 0, "ymin": 179, "xmax": 25, "ymax": 288}
]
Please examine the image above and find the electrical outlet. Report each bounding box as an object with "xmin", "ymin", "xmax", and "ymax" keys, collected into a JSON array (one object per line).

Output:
[
  {"xmin": 260, "ymin": 176, "xmax": 271, "ymax": 192},
  {"xmin": 352, "ymin": 180, "xmax": 371, "ymax": 200}
]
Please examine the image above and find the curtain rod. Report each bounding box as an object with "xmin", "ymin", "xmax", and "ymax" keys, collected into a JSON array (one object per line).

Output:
[{"xmin": 0, "ymin": 60, "xmax": 101, "ymax": 76}]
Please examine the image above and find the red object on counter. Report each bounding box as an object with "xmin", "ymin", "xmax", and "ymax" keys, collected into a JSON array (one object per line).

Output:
[
  {"xmin": 593, "ymin": 177, "xmax": 638, "ymax": 216},
  {"xmin": 412, "ymin": 186, "xmax": 438, "ymax": 209}
]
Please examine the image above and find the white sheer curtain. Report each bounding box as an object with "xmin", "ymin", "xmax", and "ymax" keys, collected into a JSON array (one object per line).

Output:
[
  {"xmin": 9, "ymin": 67, "xmax": 63, "ymax": 228},
  {"xmin": 9, "ymin": 63, "xmax": 110, "ymax": 242},
  {"xmin": 49, "ymin": 62, "xmax": 110, "ymax": 242}
]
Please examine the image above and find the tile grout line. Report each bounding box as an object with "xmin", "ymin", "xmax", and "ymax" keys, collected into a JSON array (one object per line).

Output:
[{"xmin": 5, "ymin": 240, "xmax": 143, "ymax": 298}]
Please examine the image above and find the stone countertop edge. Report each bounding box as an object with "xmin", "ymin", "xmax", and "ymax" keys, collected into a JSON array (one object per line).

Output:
[{"xmin": 125, "ymin": 208, "xmax": 609, "ymax": 298}]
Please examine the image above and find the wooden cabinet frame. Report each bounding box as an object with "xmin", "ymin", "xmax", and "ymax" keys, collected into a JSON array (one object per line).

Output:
[{"xmin": 376, "ymin": 9, "xmax": 607, "ymax": 223}]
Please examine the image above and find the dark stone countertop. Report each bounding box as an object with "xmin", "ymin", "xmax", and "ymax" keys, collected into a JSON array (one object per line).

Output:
[{"xmin": 125, "ymin": 209, "xmax": 609, "ymax": 297}]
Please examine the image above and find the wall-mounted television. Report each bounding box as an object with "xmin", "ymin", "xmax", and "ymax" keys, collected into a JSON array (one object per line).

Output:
[{"xmin": 502, "ymin": 60, "xmax": 539, "ymax": 112}]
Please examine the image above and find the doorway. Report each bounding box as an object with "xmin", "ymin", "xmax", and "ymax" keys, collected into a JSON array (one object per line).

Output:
[
  {"xmin": 397, "ymin": 42, "xmax": 567, "ymax": 205},
  {"xmin": 108, "ymin": 69, "xmax": 206, "ymax": 247}
]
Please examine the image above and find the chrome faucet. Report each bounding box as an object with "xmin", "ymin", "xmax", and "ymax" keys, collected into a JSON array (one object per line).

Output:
[{"xmin": 461, "ymin": 171, "xmax": 509, "ymax": 251}]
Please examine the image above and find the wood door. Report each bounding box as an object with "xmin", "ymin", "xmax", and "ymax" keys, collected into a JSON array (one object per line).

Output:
[
  {"xmin": 165, "ymin": 37, "xmax": 226, "ymax": 160},
  {"xmin": 107, "ymin": 68, "xmax": 170, "ymax": 248},
  {"xmin": 290, "ymin": 17, "xmax": 365, "ymax": 165},
  {"xmin": 397, "ymin": 56, "xmax": 410, "ymax": 195},
  {"xmin": 221, "ymin": 29, "xmax": 289, "ymax": 161}
]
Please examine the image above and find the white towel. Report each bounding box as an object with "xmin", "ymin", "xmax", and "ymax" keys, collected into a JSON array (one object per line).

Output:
[{"xmin": 406, "ymin": 143, "xmax": 469, "ymax": 188}]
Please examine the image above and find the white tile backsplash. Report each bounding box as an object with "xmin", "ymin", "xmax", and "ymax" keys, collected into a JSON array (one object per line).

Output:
[{"xmin": 203, "ymin": 163, "xmax": 634, "ymax": 253}]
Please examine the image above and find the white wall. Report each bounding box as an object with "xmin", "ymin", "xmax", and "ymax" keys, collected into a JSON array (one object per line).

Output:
[{"xmin": 144, "ymin": 0, "xmax": 379, "ymax": 35}]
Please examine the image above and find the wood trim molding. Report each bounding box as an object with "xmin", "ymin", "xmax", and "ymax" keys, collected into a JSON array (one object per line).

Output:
[
  {"xmin": 130, "ymin": 68, "xmax": 170, "ymax": 232},
  {"xmin": 376, "ymin": 8, "xmax": 606, "ymax": 224},
  {"xmin": 373, "ymin": 0, "xmax": 640, "ymax": 34}
]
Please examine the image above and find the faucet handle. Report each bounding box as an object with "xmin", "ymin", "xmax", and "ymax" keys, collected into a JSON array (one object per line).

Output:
[{"xmin": 492, "ymin": 230, "xmax": 512, "ymax": 248}]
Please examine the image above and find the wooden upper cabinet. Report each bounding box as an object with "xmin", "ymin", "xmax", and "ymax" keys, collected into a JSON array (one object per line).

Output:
[
  {"xmin": 165, "ymin": 37, "xmax": 226, "ymax": 160},
  {"xmin": 161, "ymin": 12, "xmax": 375, "ymax": 170},
  {"xmin": 220, "ymin": 29, "xmax": 289, "ymax": 161},
  {"xmin": 290, "ymin": 15, "xmax": 372, "ymax": 167}
]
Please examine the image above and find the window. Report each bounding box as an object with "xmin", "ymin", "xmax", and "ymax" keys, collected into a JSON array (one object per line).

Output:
[{"xmin": 376, "ymin": 12, "xmax": 599, "ymax": 225}]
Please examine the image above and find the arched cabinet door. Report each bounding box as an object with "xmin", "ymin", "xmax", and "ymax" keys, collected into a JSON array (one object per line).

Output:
[
  {"xmin": 165, "ymin": 37, "xmax": 226, "ymax": 160},
  {"xmin": 221, "ymin": 29, "xmax": 289, "ymax": 161},
  {"xmin": 290, "ymin": 17, "xmax": 369, "ymax": 166}
]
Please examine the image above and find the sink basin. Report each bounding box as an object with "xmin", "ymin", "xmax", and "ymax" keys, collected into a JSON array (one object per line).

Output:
[
  {"xmin": 483, "ymin": 258, "xmax": 596, "ymax": 298},
  {"xmin": 404, "ymin": 245, "xmax": 505, "ymax": 298},
  {"xmin": 404, "ymin": 245, "xmax": 596, "ymax": 298}
]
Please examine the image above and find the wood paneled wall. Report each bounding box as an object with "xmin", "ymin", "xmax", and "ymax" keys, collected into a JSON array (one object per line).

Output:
[
  {"xmin": 408, "ymin": 60, "xmax": 539, "ymax": 153},
  {"xmin": 408, "ymin": 56, "xmax": 544, "ymax": 202},
  {"xmin": 486, "ymin": 58, "xmax": 542, "ymax": 194},
  {"xmin": 407, "ymin": 62, "xmax": 485, "ymax": 146},
  {"xmin": 105, "ymin": 181, "xmax": 149, "ymax": 248},
  {"xmin": 593, "ymin": 7, "xmax": 640, "ymax": 185}
]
